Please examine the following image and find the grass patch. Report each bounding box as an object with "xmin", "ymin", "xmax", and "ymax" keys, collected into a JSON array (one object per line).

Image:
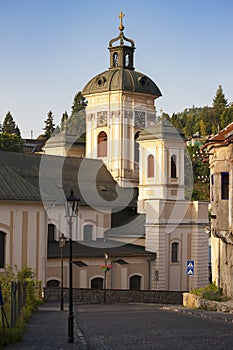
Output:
[{"xmin": 191, "ymin": 283, "xmax": 230, "ymax": 302}]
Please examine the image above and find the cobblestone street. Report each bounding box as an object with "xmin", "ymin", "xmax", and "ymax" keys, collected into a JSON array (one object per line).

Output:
[{"xmin": 76, "ymin": 303, "xmax": 233, "ymax": 350}]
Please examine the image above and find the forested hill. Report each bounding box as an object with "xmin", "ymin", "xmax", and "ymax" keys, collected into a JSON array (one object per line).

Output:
[{"xmin": 163, "ymin": 85, "xmax": 233, "ymax": 138}]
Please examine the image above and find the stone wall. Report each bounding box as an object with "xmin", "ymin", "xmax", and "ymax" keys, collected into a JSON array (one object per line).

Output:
[{"xmin": 44, "ymin": 288, "xmax": 183, "ymax": 304}]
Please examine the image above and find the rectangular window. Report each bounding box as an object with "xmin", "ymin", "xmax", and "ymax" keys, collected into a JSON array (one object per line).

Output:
[{"xmin": 221, "ymin": 172, "xmax": 229, "ymax": 200}]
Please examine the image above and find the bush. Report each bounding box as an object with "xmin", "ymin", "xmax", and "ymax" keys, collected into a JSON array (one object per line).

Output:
[
  {"xmin": 0, "ymin": 265, "xmax": 43, "ymax": 348},
  {"xmin": 192, "ymin": 283, "xmax": 230, "ymax": 302}
]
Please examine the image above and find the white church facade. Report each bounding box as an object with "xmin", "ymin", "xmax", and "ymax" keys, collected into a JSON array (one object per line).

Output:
[{"xmin": 0, "ymin": 13, "xmax": 209, "ymax": 292}]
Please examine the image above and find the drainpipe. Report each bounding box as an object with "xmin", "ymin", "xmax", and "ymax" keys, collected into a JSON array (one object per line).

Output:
[
  {"xmin": 218, "ymin": 238, "xmax": 221, "ymax": 291},
  {"xmin": 147, "ymin": 253, "xmax": 157, "ymax": 290}
]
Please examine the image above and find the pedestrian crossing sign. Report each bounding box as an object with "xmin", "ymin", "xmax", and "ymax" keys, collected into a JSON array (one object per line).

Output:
[{"xmin": 186, "ymin": 260, "xmax": 194, "ymax": 275}]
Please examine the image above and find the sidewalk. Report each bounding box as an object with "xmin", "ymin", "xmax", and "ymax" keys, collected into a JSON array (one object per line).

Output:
[
  {"xmin": 5, "ymin": 300, "xmax": 233, "ymax": 349},
  {"xmin": 6, "ymin": 303, "xmax": 88, "ymax": 350}
]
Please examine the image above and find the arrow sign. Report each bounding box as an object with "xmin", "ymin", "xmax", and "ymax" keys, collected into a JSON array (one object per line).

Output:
[{"xmin": 186, "ymin": 260, "xmax": 194, "ymax": 275}]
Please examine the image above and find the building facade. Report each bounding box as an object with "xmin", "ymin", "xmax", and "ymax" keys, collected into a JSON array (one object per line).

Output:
[
  {"xmin": 0, "ymin": 13, "xmax": 209, "ymax": 292},
  {"xmin": 203, "ymin": 122, "xmax": 233, "ymax": 297}
]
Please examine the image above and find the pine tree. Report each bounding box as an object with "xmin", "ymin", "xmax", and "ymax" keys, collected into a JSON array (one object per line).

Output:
[
  {"xmin": 2, "ymin": 111, "xmax": 21, "ymax": 136},
  {"xmin": 67, "ymin": 92, "xmax": 87, "ymax": 136},
  {"xmin": 43, "ymin": 111, "xmax": 55, "ymax": 139},
  {"xmin": 212, "ymin": 85, "xmax": 228, "ymax": 132},
  {"xmin": 60, "ymin": 111, "xmax": 69, "ymax": 132}
]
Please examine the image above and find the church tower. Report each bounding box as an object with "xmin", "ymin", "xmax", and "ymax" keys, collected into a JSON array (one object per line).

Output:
[{"xmin": 82, "ymin": 12, "xmax": 162, "ymax": 187}]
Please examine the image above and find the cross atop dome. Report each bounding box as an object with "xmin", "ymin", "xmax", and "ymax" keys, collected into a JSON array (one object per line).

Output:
[{"xmin": 118, "ymin": 11, "xmax": 125, "ymax": 32}]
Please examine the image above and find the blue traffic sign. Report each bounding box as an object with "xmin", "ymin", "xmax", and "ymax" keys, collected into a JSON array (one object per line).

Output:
[{"xmin": 186, "ymin": 260, "xmax": 194, "ymax": 276}]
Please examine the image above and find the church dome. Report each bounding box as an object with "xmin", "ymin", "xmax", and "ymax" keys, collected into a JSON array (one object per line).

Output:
[
  {"xmin": 82, "ymin": 68, "xmax": 162, "ymax": 97},
  {"xmin": 82, "ymin": 11, "xmax": 161, "ymax": 98}
]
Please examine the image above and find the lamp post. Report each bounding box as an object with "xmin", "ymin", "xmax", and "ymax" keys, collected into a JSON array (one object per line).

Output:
[
  {"xmin": 104, "ymin": 252, "xmax": 109, "ymax": 303},
  {"xmin": 58, "ymin": 233, "xmax": 66, "ymax": 311},
  {"xmin": 65, "ymin": 189, "xmax": 80, "ymax": 343}
]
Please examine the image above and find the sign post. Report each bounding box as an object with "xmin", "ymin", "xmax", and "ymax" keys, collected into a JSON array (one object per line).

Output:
[{"xmin": 186, "ymin": 260, "xmax": 194, "ymax": 292}]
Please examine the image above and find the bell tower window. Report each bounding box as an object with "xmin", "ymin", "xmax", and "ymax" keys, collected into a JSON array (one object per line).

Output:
[
  {"xmin": 113, "ymin": 52, "xmax": 118, "ymax": 67},
  {"xmin": 97, "ymin": 131, "xmax": 107, "ymax": 157},
  {"xmin": 125, "ymin": 53, "xmax": 130, "ymax": 67}
]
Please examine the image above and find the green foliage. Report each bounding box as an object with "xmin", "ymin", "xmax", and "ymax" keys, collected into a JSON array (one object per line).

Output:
[
  {"xmin": 187, "ymin": 145, "xmax": 210, "ymax": 201},
  {"xmin": 43, "ymin": 110, "xmax": 55, "ymax": 139},
  {"xmin": 192, "ymin": 283, "xmax": 230, "ymax": 302},
  {"xmin": 0, "ymin": 265, "xmax": 43, "ymax": 348},
  {"xmin": 168, "ymin": 86, "xmax": 230, "ymax": 138},
  {"xmin": 2, "ymin": 111, "xmax": 21, "ymax": 137},
  {"xmin": 0, "ymin": 132, "xmax": 23, "ymax": 152}
]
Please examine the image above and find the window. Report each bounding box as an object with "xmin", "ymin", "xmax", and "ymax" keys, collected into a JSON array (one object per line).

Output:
[
  {"xmin": 171, "ymin": 155, "xmax": 177, "ymax": 178},
  {"xmin": 48, "ymin": 224, "xmax": 55, "ymax": 242},
  {"xmin": 129, "ymin": 275, "xmax": 141, "ymax": 290},
  {"xmin": 83, "ymin": 225, "xmax": 93, "ymax": 241},
  {"xmin": 113, "ymin": 52, "xmax": 118, "ymax": 67},
  {"xmin": 147, "ymin": 154, "xmax": 154, "ymax": 178},
  {"xmin": 47, "ymin": 280, "xmax": 59, "ymax": 288},
  {"xmin": 125, "ymin": 53, "xmax": 129, "ymax": 67},
  {"xmin": 134, "ymin": 132, "xmax": 140, "ymax": 163},
  {"xmin": 91, "ymin": 277, "xmax": 104, "ymax": 289},
  {"xmin": 221, "ymin": 172, "xmax": 229, "ymax": 200},
  {"xmin": 171, "ymin": 242, "xmax": 179, "ymax": 263},
  {"xmin": 97, "ymin": 131, "xmax": 107, "ymax": 157},
  {"xmin": 0, "ymin": 231, "xmax": 6, "ymax": 268}
]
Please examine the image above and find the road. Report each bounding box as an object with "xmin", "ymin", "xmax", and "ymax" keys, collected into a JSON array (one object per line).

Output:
[{"xmin": 75, "ymin": 303, "xmax": 233, "ymax": 350}]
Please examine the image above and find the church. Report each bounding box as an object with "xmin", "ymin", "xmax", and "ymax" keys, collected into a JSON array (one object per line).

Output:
[{"xmin": 0, "ymin": 13, "xmax": 209, "ymax": 292}]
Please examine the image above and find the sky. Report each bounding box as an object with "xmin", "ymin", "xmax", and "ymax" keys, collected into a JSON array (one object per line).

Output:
[{"xmin": 1, "ymin": 0, "xmax": 233, "ymax": 138}]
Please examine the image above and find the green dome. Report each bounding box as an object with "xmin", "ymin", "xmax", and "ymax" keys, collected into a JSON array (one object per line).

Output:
[{"xmin": 82, "ymin": 68, "xmax": 162, "ymax": 97}]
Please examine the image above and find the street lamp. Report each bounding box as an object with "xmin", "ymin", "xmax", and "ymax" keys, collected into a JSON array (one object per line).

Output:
[
  {"xmin": 65, "ymin": 189, "xmax": 80, "ymax": 343},
  {"xmin": 58, "ymin": 233, "xmax": 66, "ymax": 311},
  {"xmin": 104, "ymin": 252, "xmax": 109, "ymax": 303}
]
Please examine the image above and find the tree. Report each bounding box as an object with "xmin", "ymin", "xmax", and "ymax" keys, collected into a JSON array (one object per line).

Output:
[
  {"xmin": 60, "ymin": 111, "xmax": 69, "ymax": 132},
  {"xmin": 220, "ymin": 105, "xmax": 233, "ymax": 129},
  {"xmin": 71, "ymin": 92, "xmax": 87, "ymax": 115},
  {"xmin": 43, "ymin": 111, "xmax": 55, "ymax": 139},
  {"xmin": 67, "ymin": 92, "xmax": 87, "ymax": 136},
  {"xmin": 2, "ymin": 111, "xmax": 21, "ymax": 136},
  {"xmin": 212, "ymin": 85, "xmax": 228, "ymax": 132},
  {"xmin": 0, "ymin": 132, "xmax": 23, "ymax": 152}
]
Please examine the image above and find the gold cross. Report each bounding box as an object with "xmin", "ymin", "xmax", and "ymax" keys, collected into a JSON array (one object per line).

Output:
[{"xmin": 118, "ymin": 11, "xmax": 125, "ymax": 31}]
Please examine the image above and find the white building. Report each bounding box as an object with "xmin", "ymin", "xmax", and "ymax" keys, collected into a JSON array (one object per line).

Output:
[{"xmin": 0, "ymin": 13, "xmax": 209, "ymax": 291}]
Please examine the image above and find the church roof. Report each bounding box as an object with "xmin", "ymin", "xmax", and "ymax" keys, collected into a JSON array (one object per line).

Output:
[
  {"xmin": 47, "ymin": 238, "xmax": 151, "ymax": 259},
  {"xmin": 82, "ymin": 68, "xmax": 162, "ymax": 97},
  {"xmin": 0, "ymin": 151, "xmax": 136, "ymax": 209},
  {"xmin": 104, "ymin": 214, "xmax": 145, "ymax": 238},
  {"xmin": 137, "ymin": 117, "xmax": 185, "ymax": 141}
]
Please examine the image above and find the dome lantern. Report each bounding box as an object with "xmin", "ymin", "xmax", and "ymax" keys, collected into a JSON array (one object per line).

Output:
[{"xmin": 108, "ymin": 11, "xmax": 135, "ymax": 71}]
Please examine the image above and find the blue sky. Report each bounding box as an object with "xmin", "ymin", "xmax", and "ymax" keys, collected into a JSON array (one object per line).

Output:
[{"xmin": 1, "ymin": 0, "xmax": 233, "ymax": 138}]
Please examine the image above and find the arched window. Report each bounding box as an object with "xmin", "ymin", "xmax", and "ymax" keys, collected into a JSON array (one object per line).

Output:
[
  {"xmin": 48, "ymin": 224, "xmax": 55, "ymax": 242},
  {"xmin": 83, "ymin": 225, "xmax": 93, "ymax": 241},
  {"xmin": 125, "ymin": 53, "xmax": 130, "ymax": 67},
  {"xmin": 134, "ymin": 132, "xmax": 140, "ymax": 163},
  {"xmin": 47, "ymin": 280, "xmax": 60, "ymax": 288},
  {"xmin": 171, "ymin": 242, "xmax": 179, "ymax": 263},
  {"xmin": 0, "ymin": 231, "xmax": 6, "ymax": 268},
  {"xmin": 91, "ymin": 277, "xmax": 104, "ymax": 289},
  {"xmin": 171, "ymin": 155, "xmax": 177, "ymax": 178},
  {"xmin": 97, "ymin": 131, "xmax": 107, "ymax": 157},
  {"xmin": 129, "ymin": 275, "xmax": 141, "ymax": 290},
  {"xmin": 147, "ymin": 154, "xmax": 154, "ymax": 178},
  {"xmin": 113, "ymin": 52, "xmax": 118, "ymax": 67}
]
